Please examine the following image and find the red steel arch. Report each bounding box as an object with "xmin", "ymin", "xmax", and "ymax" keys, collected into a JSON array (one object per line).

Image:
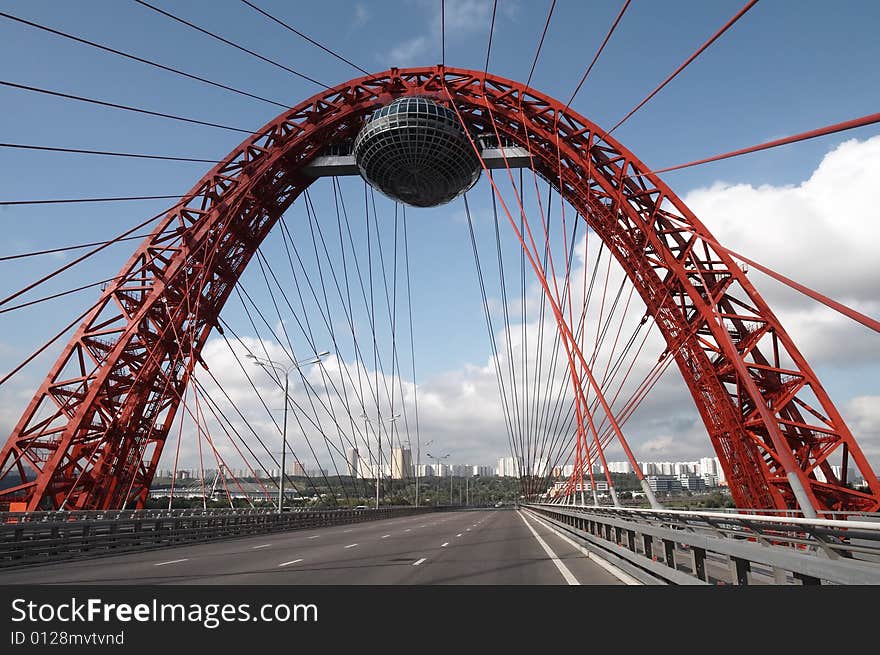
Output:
[{"xmin": 1, "ymin": 66, "xmax": 877, "ymax": 513}]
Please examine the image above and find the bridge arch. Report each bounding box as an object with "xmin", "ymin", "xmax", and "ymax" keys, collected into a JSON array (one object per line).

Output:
[{"xmin": 1, "ymin": 65, "xmax": 877, "ymax": 513}]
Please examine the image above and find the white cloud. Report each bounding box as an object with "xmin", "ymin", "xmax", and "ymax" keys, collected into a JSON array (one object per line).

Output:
[
  {"xmin": 683, "ymin": 136, "xmax": 880, "ymax": 369},
  {"xmin": 844, "ymin": 396, "xmax": 880, "ymax": 466},
  {"xmin": 380, "ymin": 0, "xmax": 519, "ymax": 66},
  {"xmin": 387, "ymin": 36, "xmax": 430, "ymax": 65}
]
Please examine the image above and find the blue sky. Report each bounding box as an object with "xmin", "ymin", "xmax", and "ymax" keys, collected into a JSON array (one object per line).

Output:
[{"xmin": 1, "ymin": 0, "xmax": 879, "ymax": 471}]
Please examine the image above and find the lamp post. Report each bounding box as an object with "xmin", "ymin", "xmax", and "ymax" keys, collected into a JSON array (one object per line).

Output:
[
  {"xmin": 416, "ymin": 439, "xmax": 434, "ymax": 508},
  {"xmin": 426, "ymin": 452, "xmax": 449, "ymax": 506},
  {"xmin": 247, "ymin": 350, "xmax": 329, "ymax": 514},
  {"xmin": 360, "ymin": 413, "xmax": 399, "ymax": 509}
]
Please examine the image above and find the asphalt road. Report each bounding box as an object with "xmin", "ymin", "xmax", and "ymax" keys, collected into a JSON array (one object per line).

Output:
[{"xmin": 0, "ymin": 509, "xmax": 625, "ymax": 585}]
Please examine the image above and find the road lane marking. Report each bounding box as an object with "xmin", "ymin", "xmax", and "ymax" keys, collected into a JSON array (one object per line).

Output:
[
  {"xmin": 456, "ymin": 533, "xmax": 463, "ymax": 537},
  {"xmin": 525, "ymin": 510, "xmax": 640, "ymax": 586},
  {"xmin": 413, "ymin": 558, "xmax": 427, "ymax": 566},
  {"xmin": 344, "ymin": 543, "xmax": 358, "ymax": 549},
  {"xmin": 466, "ymin": 528, "xmax": 471, "ymax": 532},
  {"xmin": 441, "ymin": 542, "xmax": 449, "ymax": 547},
  {"xmin": 252, "ymin": 544, "xmax": 272, "ymax": 549},
  {"xmin": 279, "ymin": 559, "xmax": 303, "ymax": 567},
  {"xmin": 404, "ymin": 529, "xmax": 411, "ymax": 532},
  {"xmin": 154, "ymin": 559, "xmax": 188, "ymax": 567},
  {"xmin": 519, "ymin": 512, "xmax": 580, "ymax": 586},
  {"xmin": 344, "ymin": 529, "xmax": 353, "ymax": 533},
  {"xmin": 381, "ymin": 534, "xmax": 390, "ymax": 539}
]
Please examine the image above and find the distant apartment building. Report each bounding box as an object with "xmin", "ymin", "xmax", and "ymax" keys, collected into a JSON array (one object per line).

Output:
[
  {"xmin": 346, "ymin": 448, "xmax": 359, "ymax": 477},
  {"xmin": 391, "ymin": 447, "xmax": 413, "ymax": 479},
  {"xmin": 679, "ymin": 474, "xmax": 706, "ymax": 492},
  {"xmin": 472, "ymin": 465, "xmax": 494, "ymax": 477},
  {"xmin": 647, "ymin": 475, "xmax": 683, "ymax": 495},
  {"xmin": 496, "ymin": 456, "xmax": 521, "ymax": 478}
]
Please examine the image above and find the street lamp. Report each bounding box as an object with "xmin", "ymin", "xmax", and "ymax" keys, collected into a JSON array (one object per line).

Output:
[
  {"xmin": 416, "ymin": 439, "xmax": 434, "ymax": 508},
  {"xmin": 426, "ymin": 452, "xmax": 450, "ymax": 507},
  {"xmin": 247, "ymin": 350, "xmax": 329, "ymax": 514},
  {"xmin": 360, "ymin": 413, "xmax": 399, "ymax": 509}
]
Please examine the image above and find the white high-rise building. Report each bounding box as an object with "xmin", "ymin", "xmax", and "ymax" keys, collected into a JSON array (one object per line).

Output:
[
  {"xmin": 391, "ymin": 447, "xmax": 413, "ymax": 480},
  {"xmin": 472, "ymin": 465, "xmax": 494, "ymax": 477},
  {"xmin": 416, "ymin": 464, "xmax": 434, "ymax": 478},
  {"xmin": 497, "ymin": 456, "xmax": 521, "ymax": 477},
  {"xmin": 356, "ymin": 458, "xmax": 378, "ymax": 479},
  {"xmin": 699, "ymin": 457, "xmax": 717, "ymax": 477},
  {"xmin": 532, "ymin": 458, "xmax": 550, "ymax": 477},
  {"xmin": 346, "ymin": 448, "xmax": 360, "ymax": 477}
]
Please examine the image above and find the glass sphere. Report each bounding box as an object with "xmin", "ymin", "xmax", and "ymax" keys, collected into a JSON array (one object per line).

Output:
[{"xmin": 353, "ymin": 96, "xmax": 482, "ymax": 208}]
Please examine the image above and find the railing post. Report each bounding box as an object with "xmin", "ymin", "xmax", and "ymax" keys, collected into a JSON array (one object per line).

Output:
[
  {"xmin": 626, "ymin": 529, "xmax": 636, "ymax": 552},
  {"xmin": 729, "ymin": 556, "xmax": 751, "ymax": 585},
  {"xmin": 662, "ymin": 539, "xmax": 675, "ymax": 569},
  {"xmin": 772, "ymin": 566, "xmax": 787, "ymax": 585},
  {"xmin": 793, "ymin": 572, "xmax": 821, "ymax": 585},
  {"xmin": 643, "ymin": 534, "xmax": 653, "ymax": 559},
  {"xmin": 690, "ymin": 546, "xmax": 707, "ymax": 581}
]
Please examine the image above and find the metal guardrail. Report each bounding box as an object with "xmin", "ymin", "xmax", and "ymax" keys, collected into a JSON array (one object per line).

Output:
[
  {"xmin": 523, "ymin": 503, "xmax": 880, "ymax": 585},
  {"xmin": 0, "ymin": 506, "xmax": 442, "ymax": 568}
]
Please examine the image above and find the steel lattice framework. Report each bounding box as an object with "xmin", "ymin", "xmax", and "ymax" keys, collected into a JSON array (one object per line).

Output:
[{"xmin": 1, "ymin": 66, "xmax": 877, "ymax": 513}]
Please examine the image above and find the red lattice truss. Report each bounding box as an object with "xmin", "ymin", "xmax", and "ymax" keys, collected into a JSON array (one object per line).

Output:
[{"xmin": 1, "ymin": 66, "xmax": 877, "ymax": 513}]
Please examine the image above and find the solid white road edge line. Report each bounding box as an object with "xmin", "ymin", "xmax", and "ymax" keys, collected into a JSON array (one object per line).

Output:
[
  {"xmin": 524, "ymin": 509, "xmax": 641, "ymax": 586},
  {"xmin": 518, "ymin": 512, "xmax": 580, "ymax": 586}
]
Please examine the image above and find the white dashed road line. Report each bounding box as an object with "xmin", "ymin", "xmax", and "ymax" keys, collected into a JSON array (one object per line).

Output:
[
  {"xmin": 413, "ymin": 558, "xmax": 427, "ymax": 566},
  {"xmin": 308, "ymin": 535, "xmax": 320, "ymax": 539},
  {"xmin": 381, "ymin": 534, "xmax": 390, "ymax": 539},
  {"xmin": 456, "ymin": 533, "xmax": 463, "ymax": 537},
  {"xmin": 154, "ymin": 559, "xmax": 188, "ymax": 567},
  {"xmin": 252, "ymin": 544, "xmax": 271, "ymax": 549},
  {"xmin": 279, "ymin": 559, "xmax": 303, "ymax": 567},
  {"xmin": 518, "ymin": 511, "xmax": 580, "ymax": 586},
  {"xmin": 441, "ymin": 542, "xmax": 449, "ymax": 547},
  {"xmin": 344, "ymin": 543, "xmax": 358, "ymax": 549}
]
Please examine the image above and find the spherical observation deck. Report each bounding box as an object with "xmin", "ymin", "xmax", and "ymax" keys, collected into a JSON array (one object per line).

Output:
[{"xmin": 353, "ymin": 96, "xmax": 482, "ymax": 208}]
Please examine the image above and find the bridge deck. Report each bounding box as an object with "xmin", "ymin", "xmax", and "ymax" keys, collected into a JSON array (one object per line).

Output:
[{"xmin": 0, "ymin": 509, "xmax": 623, "ymax": 585}]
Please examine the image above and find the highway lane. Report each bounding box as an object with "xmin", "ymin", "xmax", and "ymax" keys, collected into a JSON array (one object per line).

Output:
[{"xmin": 0, "ymin": 509, "xmax": 626, "ymax": 585}]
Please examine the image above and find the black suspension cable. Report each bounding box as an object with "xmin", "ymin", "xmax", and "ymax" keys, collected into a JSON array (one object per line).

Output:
[
  {"xmin": 0, "ymin": 194, "xmax": 183, "ymax": 206},
  {"xmin": 0, "ymin": 142, "xmax": 218, "ymax": 163},
  {"xmin": 489, "ymin": 179, "xmax": 527, "ymax": 483},
  {"xmin": 133, "ymin": 0, "xmax": 331, "ymax": 89},
  {"xmin": 526, "ymin": 0, "xmax": 556, "ymax": 87},
  {"xmin": 484, "ymin": 0, "xmax": 498, "ymax": 73},
  {"xmin": 0, "ymin": 80, "xmax": 254, "ymax": 134},
  {"xmin": 252, "ymin": 250, "xmax": 351, "ymax": 506},
  {"xmin": 0, "ymin": 11, "xmax": 291, "ymax": 109},
  {"xmin": 239, "ymin": 0, "xmax": 369, "ymax": 75},
  {"xmin": 463, "ymin": 192, "xmax": 521, "ymax": 494}
]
